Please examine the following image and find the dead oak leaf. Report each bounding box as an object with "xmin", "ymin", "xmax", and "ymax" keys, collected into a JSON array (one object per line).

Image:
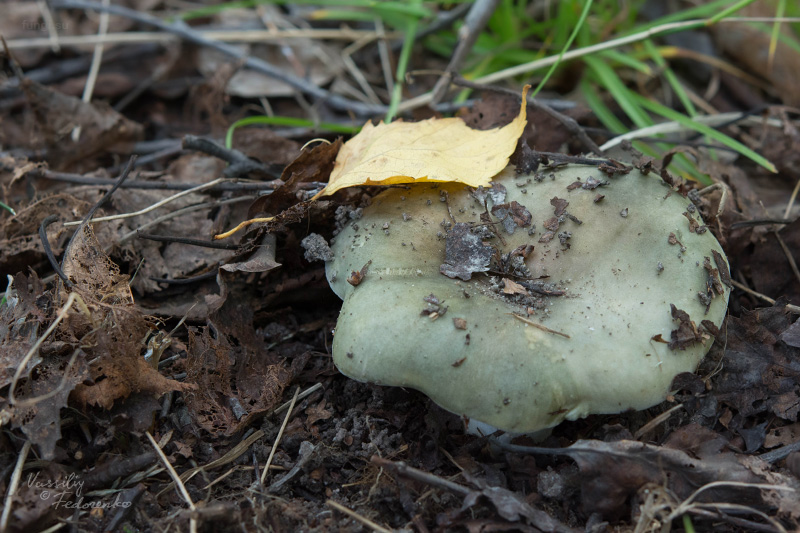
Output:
[{"xmin": 317, "ymin": 86, "xmax": 529, "ymax": 197}]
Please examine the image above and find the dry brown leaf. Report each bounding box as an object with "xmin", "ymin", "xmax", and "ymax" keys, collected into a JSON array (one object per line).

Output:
[{"xmin": 318, "ymin": 86, "xmax": 529, "ymax": 197}]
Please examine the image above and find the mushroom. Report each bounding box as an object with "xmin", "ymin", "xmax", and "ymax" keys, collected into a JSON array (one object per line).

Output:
[{"xmin": 325, "ymin": 164, "xmax": 730, "ymax": 433}]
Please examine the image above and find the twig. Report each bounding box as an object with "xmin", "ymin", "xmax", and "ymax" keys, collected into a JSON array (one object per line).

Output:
[
  {"xmin": 71, "ymin": 0, "xmax": 109, "ymax": 142},
  {"xmin": 0, "ymin": 441, "xmax": 31, "ymax": 533},
  {"xmin": 62, "ymin": 177, "xmax": 226, "ymax": 227},
  {"xmin": 118, "ymin": 197, "xmax": 254, "ymax": 245},
  {"xmin": 29, "ymin": 168, "xmax": 282, "ymax": 192},
  {"xmin": 60, "ymin": 156, "xmax": 136, "ymax": 272},
  {"xmin": 601, "ymin": 113, "xmax": 784, "ymax": 152},
  {"xmin": 759, "ymin": 439, "xmax": 800, "ymax": 464},
  {"xmin": 136, "ymin": 232, "xmax": 240, "ymax": 250},
  {"xmin": 182, "ymin": 135, "xmax": 280, "ymax": 179},
  {"xmin": 5, "ymin": 28, "xmax": 402, "ymax": 50},
  {"xmin": 146, "ymin": 432, "xmax": 198, "ymax": 533},
  {"xmin": 511, "ymin": 313, "xmax": 570, "ymax": 339},
  {"xmin": 430, "ymin": 0, "xmax": 500, "ymax": 105},
  {"xmin": 370, "ymin": 456, "xmax": 470, "ymax": 496},
  {"xmin": 326, "ymin": 499, "xmax": 393, "ymax": 533},
  {"xmin": 634, "ymin": 403, "xmax": 684, "ymax": 440},
  {"xmin": 39, "ymin": 214, "xmax": 71, "ymax": 285},
  {"xmin": 260, "ymin": 386, "xmax": 301, "ymax": 484},
  {"xmin": 35, "ymin": 0, "xmax": 61, "ymax": 52},
  {"xmin": 150, "ymin": 269, "xmax": 219, "ymax": 286},
  {"xmin": 773, "ymin": 230, "xmax": 800, "ymax": 287},
  {"xmin": 270, "ymin": 383, "xmax": 323, "ymax": 417},
  {"xmin": 730, "ymin": 218, "xmax": 793, "ymax": 229},
  {"xmin": 729, "ymin": 280, "xmax": 800, "ymax": 314},
  {"xmin": 49, "ymin": 0, "xmax": 386, "ymax": 116},
  {"xmin": 268, "ymin": 441, "xmax": 316, "ymax": 493}
]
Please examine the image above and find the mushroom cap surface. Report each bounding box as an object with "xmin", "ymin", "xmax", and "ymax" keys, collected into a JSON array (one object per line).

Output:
[{"xmin": 326, "ymin": 165, "xmax": 730, "ymax": 433}]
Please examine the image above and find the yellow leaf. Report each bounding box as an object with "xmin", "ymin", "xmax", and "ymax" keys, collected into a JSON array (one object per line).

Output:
[{"xmin": 318, "ymin": 85, "xmax": 529, "ymax": 197}]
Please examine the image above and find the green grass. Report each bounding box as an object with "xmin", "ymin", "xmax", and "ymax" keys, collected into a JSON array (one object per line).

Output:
[
  {"xmin": 205, "ymin": 0, "xmax": 795, "ymax": 180},
  {"xmin": 225, "ymin": 117, "xmax": 361, "ymax": 149}
]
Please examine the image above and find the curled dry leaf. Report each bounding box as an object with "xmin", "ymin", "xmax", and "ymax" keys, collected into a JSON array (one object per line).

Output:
[{"xmin": 317, "ymin": 86, "xmax": 529, "ymax": 197}]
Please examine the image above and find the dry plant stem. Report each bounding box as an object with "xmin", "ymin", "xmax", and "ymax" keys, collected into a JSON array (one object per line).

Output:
[
  {"xmin": 182, "ymin": 135, "xmax": 280, "ymax": 179},
  {"xmin": 63, "ymin": 177, "xmax": 226, "ymax": 227},
  {"xmin": 60, "ymin": 155, "xmax": 136, "ymax": 272},
  {"xmin": 430, "ymin": 0, "xmax": 501, "ymax": 105},
  {"xmin": 511, "ymin": 313, "xmax": 570, "ymax": 338},
  {"xmin": 397, "ymin": 16, "xmax": 800, "ymax": 114},
  {"xmin": 260, "ymin": 386, "xmax": 301, "ymax": 484},
  {"xmin": 40, "ymin": 214, "xmax": 71, "ymax": 285},
  {"xmin": 146, "ymin": 431, "xmax": 198, "ymax": 533},
  {"xmin": 370, "ymin": 456, "xmax": 470, "ymax": 496},
  {"xmin": 325, "ymin": 499, "xmax": 393, "ymax": 533},
  {"xmin": 118, "ymin": 197, "xmax": 254, "ymax": 245},
  {"xmin": 601, "ymin": 113, "xmax": 784, "ymax": 151},
  {"xmin": 136, "ymin": 232, "xmax": 240, "ymax": 250},
  {"xmin": 729, "ymin": 279, "xmax": 800, "ymax": 314},
  {"xmin": 0, "ymin": 441, "xmax": 31, "ymax": 533},
  {"xmin": 173, "ymin": 430, "xmax": 265, "ymax": 493},
  {"xmin": 49, "ymin": 0, "xmax": 386, "ymax": 116},
  {"xmin": 773, "ymin": 230, "xmax": 800, "ymax": 286},
  {"xmin": 8, "ymin": 292, "xmax": 92, "ymax": 407},
  {"xmin": 5, "ymin": 28, "xmax": 402, "ymax": 50},
  {"xmin": 31, "ymin": 168, "xmax": 282, "ymax": 191},
  {"xmin": 270, "ymin": 383, "xmax": 323, "ymax": 417},
  {"xmin": 730, "ymin": 218, "xmax": 792, "ymax": 229},
  {"xmin": 634, "ymin": 403, "xmax": 684, "ymax": 440},
  {"xmin": 759, "ymin": 439, "xmax": 800, "ymax": 464},
  {"xmin": 666, "ymin": 481, "xmax": 795, "ymax": 532},
  {"xmin": 35, "ymin": 0, "xmax": 60, "ymax": 52},
  {"xmin": 71, "ymin": 0, "xmax": 109, "ymax": 143},
  {"xmin": 783, "ymin": 177, "xmax": 800, "ymax": 220}
]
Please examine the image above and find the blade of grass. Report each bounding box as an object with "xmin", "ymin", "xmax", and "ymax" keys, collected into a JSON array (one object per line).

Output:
[
  {"xmin": 225, "ymin": 116, "xmax": 360, "ymax": 148},
  {"xmin": 0, "ymin": 201, "xmax": 15, "ymax": 215},
  {"xmin": 530, "ymin": 0, "xmax": 593, "ymax": 100},
  {"xmin": 180, "ymin": 0, "xmax": 431, "ymax": 22},
  {"xmin": 584, "ymin": 56, "xmax": 652, "ymax": 129},
  {"xmin": 768, "ymin": 0, "xmax": 787, "ymax": 70},
  {"xmin": 384, "ymin": 3, "xmax": 421, "ymax": 122},
  {"xmin": 631, "ymin": 94, "xmax": 776, "ymax": 172},
  {"xmin": 580, "ymin": 78, "xmax": 627, "ymax": 134},
  {"xmin": 642, "ymin": 39, "xmax": 696, "ymax": 117},
  {"xmin": 706, "ymin": 0, "xmax": 759, "ymax": 25},
  {"xmin": 598, "ymin": 49, "xmax": 653, "ymax": 75}
]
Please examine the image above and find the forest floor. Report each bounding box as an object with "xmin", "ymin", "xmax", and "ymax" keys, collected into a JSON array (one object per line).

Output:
[{"xmin": 1, "ymin": 1, "xmax": 800, "ymax": 532}]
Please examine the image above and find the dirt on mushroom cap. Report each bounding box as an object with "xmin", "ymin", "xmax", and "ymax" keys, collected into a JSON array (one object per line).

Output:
[{"xmin": 326, "ymin": 163, "xmax": 730, "ymax": 433}]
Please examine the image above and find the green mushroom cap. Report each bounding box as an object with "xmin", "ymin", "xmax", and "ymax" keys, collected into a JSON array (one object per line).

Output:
[{"xmin": 325, "ymin": 164, "xmax": 730, "ymax": 433}]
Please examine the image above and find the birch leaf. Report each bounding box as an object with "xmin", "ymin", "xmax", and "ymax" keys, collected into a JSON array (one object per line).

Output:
[{"xmin": 317, "ymin": 86, "xmax": 529, "ymax": 197}]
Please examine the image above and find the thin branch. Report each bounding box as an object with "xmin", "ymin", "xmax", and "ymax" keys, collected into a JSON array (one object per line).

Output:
[
  {"xmin": 430, "ymin": 0, "xmax": 500, "ymax": 105},
  {"xmin": 39, "ymin": 214, "xmax": 71, "ymax": 285},
  {"xmin": 49, "ymin": 0, "xmax": 386, "ymax": 116},
  {"xmin": 729, "ymin": 279, "xmax": 800, "ymax": 314},
  {"xmin": 62, "ymin": 177, "xmax": 226, "ymax": 227},
  {"xmin": 182, "ymin": 135, "xmax": 281, "ymax": 179},
  {"xmin": 29, "ymin": 168, "xmax": 282, "ymax": 192},
  {"xmin": 136, "ymin": 232, "xmax": 240, "ymax": 250}
]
